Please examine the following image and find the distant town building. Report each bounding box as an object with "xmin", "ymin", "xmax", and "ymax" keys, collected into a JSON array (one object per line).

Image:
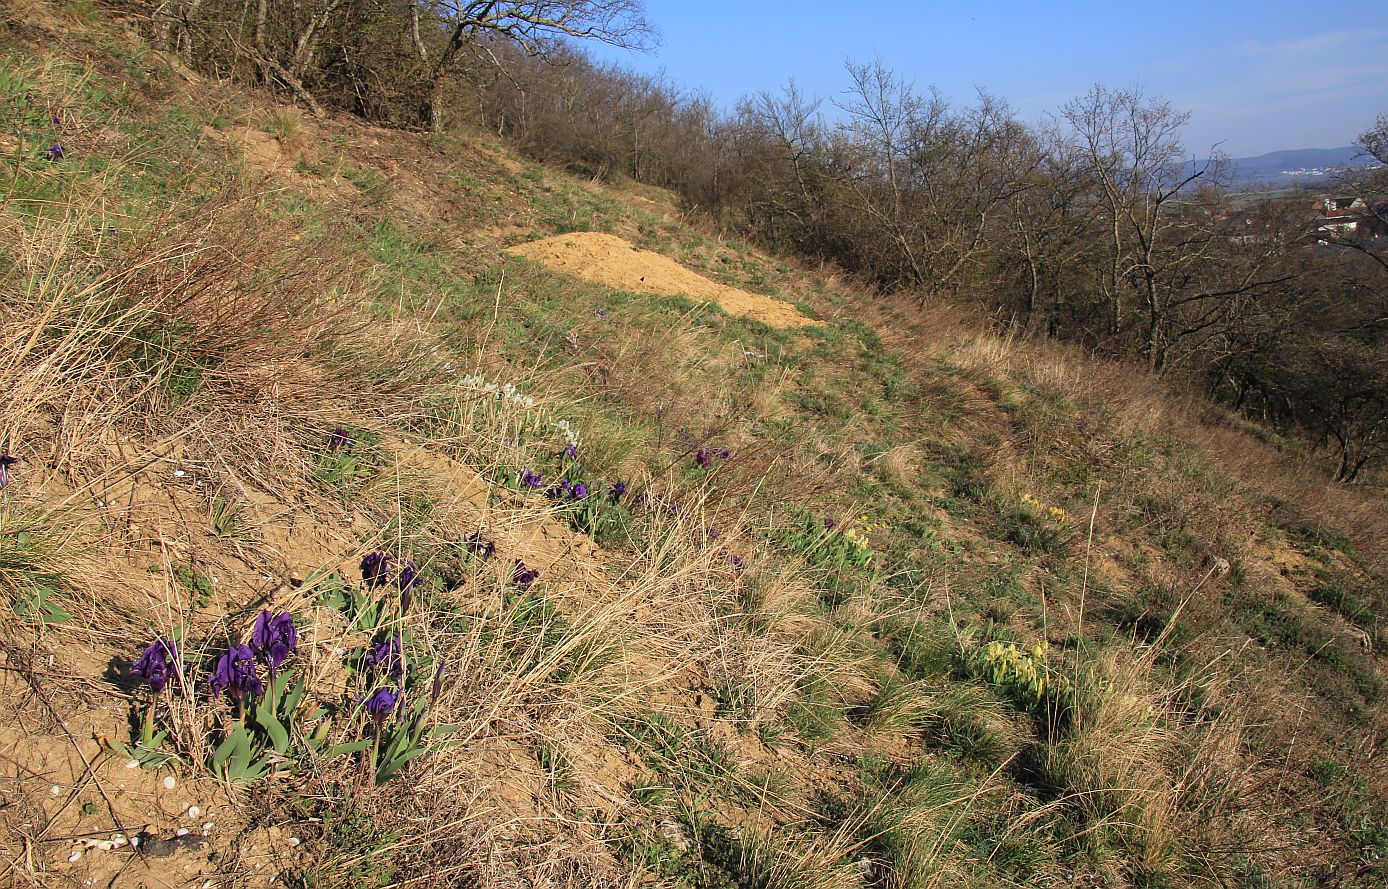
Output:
[{"xmin": 1310, "ymin": 194, "xmax": 1386, "ymax": 245}]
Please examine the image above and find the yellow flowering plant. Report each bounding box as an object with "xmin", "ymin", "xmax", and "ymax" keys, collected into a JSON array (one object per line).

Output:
[{"xmin": 967, "ymin": 636, "xmax": 1072, "ymax": 714}]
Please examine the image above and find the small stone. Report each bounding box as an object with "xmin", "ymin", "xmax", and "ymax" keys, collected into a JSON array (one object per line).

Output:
[
  {"xmin": 68, "ymin": 849, "xmax": 82, "ymax": 863},
  {"xmin": 176, "ymin": 827, "xmax": 190, "ymax": 837},
  {"xmin": 125, "ymin": 760, "xmax": 140, "ymax": 769},
  {"xmin": 202, "ymin": 821, "xmax": 213, "ymax": 834},
  {"xmin": 163, "ymin": 776, "xmax": 177, "ymax": 790},
  {"xmin": 173, "ymin": 469, "xmax": 186, "ymax": 478},
  {"xmin": 187, "ymin": 805, "xmax": 200, "ymax": 818},
  {"xmin": 50, "ymin": 785, "xmax": 61, "ymax": 796},
  {"xmin": 287, "ymin": 837, "xmax": 300, "ymax": 847},
  {"xmin": 109, "ymin": 834, "xmax": 127, "ymax": 848}
]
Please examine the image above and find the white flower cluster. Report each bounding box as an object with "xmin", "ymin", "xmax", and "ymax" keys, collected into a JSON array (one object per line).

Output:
[
  {"xmin": 460, "ymin": 374, "xmax": 538, "ymax": 409},
  {"xmin": 552, "ymin": 418, "xmax": 580, "ymax": 448}
]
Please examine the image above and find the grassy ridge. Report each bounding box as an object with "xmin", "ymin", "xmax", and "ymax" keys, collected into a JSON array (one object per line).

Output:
[{"xmin": 1, "ymin": 7, "xmax": 1384, "ymax": 888}]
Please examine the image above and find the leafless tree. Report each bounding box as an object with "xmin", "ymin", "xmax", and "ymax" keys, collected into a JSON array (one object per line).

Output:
[{"xmin": 415, "ymin": 0, "xmax": 654, "ymax": 132}]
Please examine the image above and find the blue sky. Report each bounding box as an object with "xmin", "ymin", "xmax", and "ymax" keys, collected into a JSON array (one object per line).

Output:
[{"xmin": 588, "ymin": 1, "xmax": 1388, "ymax": 157}]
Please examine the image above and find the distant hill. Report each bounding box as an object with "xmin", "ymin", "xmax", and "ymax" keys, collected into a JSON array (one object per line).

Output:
[{"xmin": 1220, "ymin": 146, "xmax": 1378, "ymax": 189}]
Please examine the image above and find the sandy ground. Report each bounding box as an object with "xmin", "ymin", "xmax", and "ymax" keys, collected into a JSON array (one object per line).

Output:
[{"xmin": 507, "ymin": 233, "xmax": 820, "ymax": 329}]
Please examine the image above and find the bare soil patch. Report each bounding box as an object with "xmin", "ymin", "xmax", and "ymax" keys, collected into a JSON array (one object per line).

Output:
[{"xmin": 507, "ymin": 232, "xmax": 821, "ymax": 329}]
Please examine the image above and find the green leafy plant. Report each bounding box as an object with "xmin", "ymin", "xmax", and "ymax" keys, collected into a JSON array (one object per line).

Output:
[
  {"xmin": 997, "ymin": 495, "xmax": 1069, "ymax": 555},
  {"xmin": 210, "ymin": 721, "xmax": 276, "ymax": 784},
  {"xmin": 966, "ymin": 637, "xmax": 1071, "ymax": 714},
  {"xmin": 2, "ymin": 519, "xmax": 71, "ymax": 626},
  {"xmin": 322, "ymin": 572, "xmax": 394, "ymax": 632},
  {"xmin": 776, "ymin": 511, "xmax": 879, "ymax": 573},
  {"xmin": 209, "ymin": 497, "xmax": 258, "ymax": 543},
  {"xmin": 110, "ymin": 707, "xmax": 179, "ymax": 768},
  {"xmin": 368, "ymin": 693, "xmax": 457, "ymax": 784},
  {"xmin": 12, "ymin": 579, "xmax": 69, "ymax": 625}
]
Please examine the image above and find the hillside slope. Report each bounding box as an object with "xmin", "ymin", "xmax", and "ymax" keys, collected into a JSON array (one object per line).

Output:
[{"xmin": 1, "ymin": 6, "xmax": 1385, "ymax": 889}]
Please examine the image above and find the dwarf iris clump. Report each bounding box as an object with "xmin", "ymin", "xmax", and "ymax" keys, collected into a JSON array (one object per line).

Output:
[
  {"xmin": 131, "ymin": 637, "xmax": 179, "ymax": 692},
  {"xmin": 331, "ymin": 549, "xmax": 426, "ymax": 631},
  {"xmin": 361, "ymin": 551, "xmax": 395, "ymax": 588},
  {"xmin": 113, "ymin": 635, "xmax": 181, "ymax": 768},
  {"xmin": 348, "ymin": 625, "xmax": 453, "ymax": 784},
  {"xmin": 513, "ymin": 559, "xmax": 540, "ymax": 590},
  {"xmin": 464, "ymin": 531, "xmax": 495, "ymax": 559},
  {"xmin": 695, "ymin": 447, "xmax": 732, "ymax": 468},
  {"xmin": 521, "ymin": 468, "xmax": 544, "ymax": 488},
  {"xmin": 547, "ymin": 478, "xmax": 573, "ymax": 499},
  {"xmin": 251, "ymin": 610, "xmax": 297, "ymax": 671},
  {"xmin": 364, "ymin": 686, "xmax": 399, "ymax": 721},
  {"xmin": 362, "ymin": 665, "xmax": 455, "ymax": 784},
  {"xmin": 112, "ymin": 532, "xmax": 467, "ymax": 789},
  {"xmin": 117, "ymin": 611, "xmax": 357, "ymax": 783},
  {"xmin": 362, "ymin": 634, "xmax": 405, "ymax": 679},
  {"xmin": 210, "ymin": 644, "xmax": 263, "ymax": 703},
  {"xmin": 314, "ymin": 425, "xmax": 377, "ymax": 492}
]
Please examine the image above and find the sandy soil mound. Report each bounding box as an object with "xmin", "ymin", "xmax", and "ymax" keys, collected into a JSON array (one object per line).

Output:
[{"xmin": 507, "ymin": 232, "xmax": 820, "ymax": 329}]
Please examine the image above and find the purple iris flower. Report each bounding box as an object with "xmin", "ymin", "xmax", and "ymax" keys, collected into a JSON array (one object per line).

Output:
[
  {"xmin": 210, "ymin": 644, "xmax": 262, "ymax": 701},
  {"xmin": 824, "ymin": 518, "xmax": 839, "ymax": 531},
  {"xmin": 131, "ymin": 637, "xmax": 179, "ymax": 693},
  {"xmin": 512, "ymin": 560, "xmax": 539, "ymax": 590},
  {"xmin": 596, "ymin": 308, "xmax": 608, "ymax": 319},
  {"xmin": 571, "ymin": 482, "xmax": 589, "ymax": 500},
  {"xmin": 251, "ymin": 611, "xmax": 297, "ymax": 671},
  {"xmin": 520, "ymin": 469, "xmax": 543, "ymax": 488},
  {"xmin": 707, "ymin": 528, "xmax": 720, "ymax": 540},
  {"xmin": 610, "ymin": 481, "xmax": 627, "ymax": 500},
  {"xmin": 729, "ymin": 554, "xmax": 744, "ymax": 569},
  {"xmin": 0, "ymin": 455, "xmax": 16, "ymax": 489},
  {"xmin": 361, "ymin": 552, "xmax": 395, "ymax": 588},
  {"xmin": 430, "ymin": 660, "xmax": 447, "ymax": 705},
  {"xmin": 548, "ymin": 479, "xmax": 572, "ymax": 499},
  {"xmin": 50, "ymin": 114, "xmax": 62, "ymax": 128},
  {"xmin": 397, "ymin": 561, "xmax": 421, "ymax": 612},
  {"xmin": 463, "ymin": 531, "xmax": 494, "ymax": 559},
  {"xmin": 362, "ymin": 634, "xmax": 404, "ymax": 679},
  {"xmin": 697, "ymin": 447, "xmax": 731, "ymax": 468},
  {"xmin": 561, "ymin": 443, "xmax": 578, "ymax": 460},
  {"xmin": 45, "ymin": 143, "xmax": 64, "ymax": 160},
  {"xmin": 327, "ymin": 426, "xmax": 351, "ymax": 450},
  {"xmin": 363, "ymin": 687, "xmax": 398, "ymax": 721}
]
